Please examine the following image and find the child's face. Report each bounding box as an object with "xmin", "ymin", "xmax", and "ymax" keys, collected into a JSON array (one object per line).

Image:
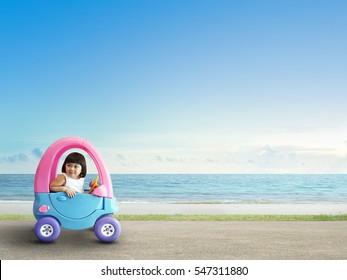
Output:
[{"xmin": 65, "ymin": 162, "xmax": 82, "ymax": 179}]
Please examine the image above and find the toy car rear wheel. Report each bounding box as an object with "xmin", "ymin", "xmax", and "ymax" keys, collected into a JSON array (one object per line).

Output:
[
  {"xmin": 94, "ymin": 216, "xmax": 121, "ymax": 243},
  {"xmin": 34, "ymin": 217, "xmax": 61, "ymax": 243}
]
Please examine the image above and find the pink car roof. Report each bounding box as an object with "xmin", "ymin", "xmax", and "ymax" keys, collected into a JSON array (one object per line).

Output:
[{"xmin": 34, "ymin": 136, "xmax": 113, "ymax": 198}]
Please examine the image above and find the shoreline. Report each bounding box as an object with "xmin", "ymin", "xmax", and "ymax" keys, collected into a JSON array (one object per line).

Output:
[{"xmin": 1, "ymin": 201, "xmax": 347, "ymax": 215}]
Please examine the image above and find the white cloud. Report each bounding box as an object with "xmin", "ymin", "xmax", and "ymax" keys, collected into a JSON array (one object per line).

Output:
[
  {"xmin": 32, "ymin": 148, "xmax": 43, "ymax": 158},
  {"xmin": 93, "ymin": 140, "xmax": 347, "ymax": 174},
  {"xmin": 116, "ymin": 154, "xmax": 126, "ymax": 161},
  {"xmin": 226, "ymin": 144, "xmax": 347, "ymax": 174},
  {"xmin": 1, "ymin": 136, "xmax": 347, "ymax": 174},
  {"xmin": 258, "ymin": 144, "xmax": 279, "ymax": 157},
  {"xmin": 1, "ymin": 153, "xmax": 29, "ymax": 163}
]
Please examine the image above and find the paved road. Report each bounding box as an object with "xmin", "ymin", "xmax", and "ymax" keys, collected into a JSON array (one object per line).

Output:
[{"xmin": 1, "ymin": 220, "xmax": 346, "ymax": 259}]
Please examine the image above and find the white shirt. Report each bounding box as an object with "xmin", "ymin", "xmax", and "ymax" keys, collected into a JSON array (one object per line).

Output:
[{"xmin": 62, "ymin": 173, "xmax": 85, "ymax": 193}]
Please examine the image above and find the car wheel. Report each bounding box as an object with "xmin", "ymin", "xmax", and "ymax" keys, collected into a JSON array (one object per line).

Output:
[
  {"xmin": 94, "ymin": 216, "xmax": 121, "ymax": 243},
  {"xmin": 34, "ymin": 217, "xmax": 61, "ymax": 243}
]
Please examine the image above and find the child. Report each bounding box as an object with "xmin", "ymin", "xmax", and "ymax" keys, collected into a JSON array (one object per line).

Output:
[{"xmin": 50, "ymin": 152, "xmax": 87, "ymax": 198}]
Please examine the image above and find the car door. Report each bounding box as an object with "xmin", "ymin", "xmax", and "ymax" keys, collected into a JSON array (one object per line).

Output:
[{"xmin": 49, "ymin": 192, "xmax": 104, "ymax": 219}]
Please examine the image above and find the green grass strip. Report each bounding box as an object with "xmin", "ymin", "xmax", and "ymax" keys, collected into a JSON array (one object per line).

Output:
[
  {"xmin": 1, "ymin": 214, "xmax": 346, "ymax": 221},
  {"xmin": 0, "ymin": 214, "xmax": 35, "ymax": 220}
]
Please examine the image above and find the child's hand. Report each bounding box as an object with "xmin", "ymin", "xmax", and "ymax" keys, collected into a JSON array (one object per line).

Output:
[{"xmin": 65, "ymin": 187, "xmax": 76, "ymax": 198}]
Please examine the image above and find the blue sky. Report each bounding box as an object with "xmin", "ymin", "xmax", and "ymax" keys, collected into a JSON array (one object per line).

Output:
[{"xmin": 1, "ymin": 0, "xmax": 347, "ymax": 174}]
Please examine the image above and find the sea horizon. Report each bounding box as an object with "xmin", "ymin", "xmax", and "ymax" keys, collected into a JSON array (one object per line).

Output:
[{"xmin": 0, "ymin": 174, "xmax": 346, "ymax": 204}]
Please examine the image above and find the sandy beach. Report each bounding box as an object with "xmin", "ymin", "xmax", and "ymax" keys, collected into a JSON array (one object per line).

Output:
[{"xmin": 1, "ymin": 201, "xmax": 347, "ymax": 215}]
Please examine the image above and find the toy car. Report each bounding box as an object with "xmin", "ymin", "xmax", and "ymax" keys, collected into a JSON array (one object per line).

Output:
[{"xmin": 33, "ymin": 136, "xmax": 121, "ymax": 243}]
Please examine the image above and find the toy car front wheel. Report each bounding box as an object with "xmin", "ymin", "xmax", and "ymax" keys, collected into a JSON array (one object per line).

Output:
[
  {"xmin": 34, "ymin": 217, "xmax": 61, "ymax": 243},
  {"xmin": 94, "ymin": 216, "xmax": 121, "ymax": 243}
]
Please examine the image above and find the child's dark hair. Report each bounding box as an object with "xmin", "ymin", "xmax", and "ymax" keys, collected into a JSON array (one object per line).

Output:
[{"xmin": 61, "ymin": 152, "xmax": 87, "ymax": 178}]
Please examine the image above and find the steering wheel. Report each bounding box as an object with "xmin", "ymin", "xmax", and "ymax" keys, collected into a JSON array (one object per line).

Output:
[{"xmin": 89, "ymin": 176, "xmax": 100, "ymax": 193}]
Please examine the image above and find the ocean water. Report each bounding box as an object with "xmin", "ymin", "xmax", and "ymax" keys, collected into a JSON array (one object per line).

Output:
[{"xmin": 0, "ymin": 174, "xmax": 346, "ymax": 204}]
